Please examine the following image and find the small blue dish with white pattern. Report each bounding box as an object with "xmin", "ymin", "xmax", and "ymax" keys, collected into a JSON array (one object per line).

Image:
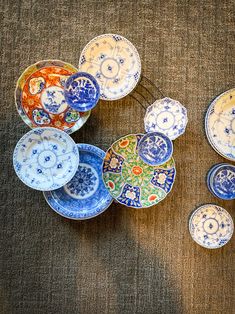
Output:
[
  {"xmin": 207, "ymin": 163, "xmax": 235, "ymax": 200},
  {"xmin": 189, "ymin": 204, "xmax": 234, "ymax": 249},
  {"xmin": 43, "ymin": 144, "xmax": 113, "ymax": 220},
  {"xmin": 137, "ymin": 132, "xmax": 173, "ymax": 166},
  {"xmin": 13, "ymin": 127, "xmax": 79, "ymax": 191},
  {"xmin": 64, "ymin": 72, "xmax": 100, "ymax": 112}
]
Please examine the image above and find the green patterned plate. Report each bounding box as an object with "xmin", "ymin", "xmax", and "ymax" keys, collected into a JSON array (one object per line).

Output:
[{"xmin": 102, "ymin": 134, "xmax": 176, "ymax": 208}]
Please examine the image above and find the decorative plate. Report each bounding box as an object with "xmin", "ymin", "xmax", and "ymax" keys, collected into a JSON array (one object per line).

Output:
[
  {"xmin": 102, "ymin": 134, "xmax": 176, "ymax": 208},
  {"xmin": 205, "ymin": 88, "xmax": 235, "ymax": 161},
  {"xmin": 15, "ymin": 60, "xmax": 91, "ymax": 134},
  {"xmin": 13, "ymin": 127, "xmax": 79, "ymax": 191},
  {"xmin": 144, "ymin": 97, "xmax": 188, "ymax": 140},
  {"xmin": 44, "ymin": 144, "xmax": 113, "ymax": 219},
  {"xmin": 78, "ymin": 34, "xmax": 141, "ymax": 100},
  {"xmin": 189, "ymin": 204, "xmax": 234, "ymax": 249},
  {"xmin": 138, "ymin": 132, "xmax": 173, "ymax": 166},
  {"xmin": 207, "ymin": 163, "xmax": 235, "ymax": 200},
  {"xmin": 64, "ymin": 72, "xmax": 100, "ymax": 112}
]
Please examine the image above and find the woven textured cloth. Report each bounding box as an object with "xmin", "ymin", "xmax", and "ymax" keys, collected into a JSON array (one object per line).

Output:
[{"xmin": 0, "ymin": 1, "xmax": 235, "ymax": 313}]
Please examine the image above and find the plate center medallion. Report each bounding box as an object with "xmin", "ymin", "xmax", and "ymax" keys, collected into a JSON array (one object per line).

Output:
[
  {"xmin": 203, "ymin": 218, "xmax": 219, "ymax": 234},
  {"xmin": 41, "ymin": 86, "xmax": 68, "ymax": 114},
  {"xmin": 38, "ymin": 150, "xmax": 57, "ymax": 169},
  {"xmin": 156, "ymin": 111, "xmax": 175, "ymax": 130},
  {"xmin": 100, "ymin": 58, "xmax": 120, "ymax": 79},
  {"xmin": 64, "ymin": 163, "xmax": 99, "ymax": 199},
  {"xmin": 132, "ymin": 165, "xmax": 143, "ymax": 176}
]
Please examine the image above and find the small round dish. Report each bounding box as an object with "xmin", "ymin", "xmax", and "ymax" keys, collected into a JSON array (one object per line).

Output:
[
  {"xmin": 78, "ymin": 34, "xmax": 141, "ymax": 100},
  {"xmin": 102, "ymin": 134, "xmax": 176, "ymax": 208},
  {"xmin": 15, "ymin": 60, "xmax": 91, "ymax": 134},
  {"xmin": 189, "ymin": 204, "xmax": 234, "ymax": 249},
  {"xmin": 13, "ymin": 127, "xmax": 79, "ymax": 191},
  {"xmin": 207, "ymin": 163, "xmax": 235, "ymax": 200},
  {"xmin": 44, "ymin": 144, "xmax": 113, "ymax": 220},
  {"xmin": 64, "ymin": 72, "xmax": 100, "ymax": 112},
  {"xmin": 144, "ymin": 97, "xmax": 188, "ymax": 140},
  {"xmin": 205, "ymin": 88, "xmax": 235, "ymax": 161},
  {"xmin": 137, "ymin": 132, "xmax": 173, "ymax": 166}
]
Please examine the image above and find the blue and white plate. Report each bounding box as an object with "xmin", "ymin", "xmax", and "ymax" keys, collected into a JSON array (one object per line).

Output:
[
  {"xmin": 137, "ymin": 132, "xmax": 173, "ymax": 166},
  {"xmin": 64, "ymin": 72, "xmax": 100, "ymax": 112},
  {"xmin": 13, "ymin": 127, "xmax": 79, "ymax": 191},
  {"xmin": 205, "ymin": 88, "xmax": 235, "ymax": 161},
  {"xmin": 144, "ymin": 97, "xmax": 188, "ymax": 140},
  {"xmin": 43, "ymin": 144, "xmax": 113, "ymax": 220},
  {"xmin": 189, "ymin": 204, "xmax": 234, "ymax": 249},
  {"xmin": 79, "ymin": 34, "xmax": 141, "ymax": 101},
  {"xmin": 207, "ymin": 163, "xmax": 235, "ymax": 200}
]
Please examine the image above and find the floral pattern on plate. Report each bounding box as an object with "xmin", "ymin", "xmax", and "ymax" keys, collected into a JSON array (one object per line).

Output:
[
  {"xmin": 205, "ymin": 88, "xmax": 235, "ymax": 161},
  {"xmin": 15, "ymin": 60, "xmax": 90, "ymax": 134},
  {"xmin": 144, "ymin": 97, "xmax": 188, "ymax": 140},
  {"xmin": 44, "ymin": 144, "xmax": 113, "ymax": 220},
  {"xmin": 189, "ymin": 204, "xmax": 234, "ymax": 249},
  {"xmin": 13, "ymin": 127, "xmax": 79, "ymax": 191},
  {"xmin": 102, "ymin": 134, "xmax": 176, "ymax": 208},
  {"xmin": 79, "ymin": 34, "xmax": 141, "ymax": 100}
]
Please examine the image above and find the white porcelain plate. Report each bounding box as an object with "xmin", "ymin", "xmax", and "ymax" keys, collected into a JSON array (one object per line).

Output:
[
  {"xmin": 205, "ymin": 88, "xmax": 235, "ymax": 161},
  {"xmin": 189, "ymin": 204, "xmax": 234, "ymax": 249},
  {"xmin": 144, "ymin": 97, "xmax": 188, "ymax": 140},
  {"xmin": 79, "ymin": 34, "xmax": 141, "ymax": 100},
  {"xmin": 13, "ymin": 127, "xmax": 79, "ymax": 191}
]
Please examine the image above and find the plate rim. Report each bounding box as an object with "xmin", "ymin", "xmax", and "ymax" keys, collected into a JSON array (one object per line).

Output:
[
  {"xmin": 13, "ymin": 127, "xmax": 79, "ymax": 191},
  {"xmin": 78, "ymin": 33, "xmax": 141, "ymax": 101},
  {"xmin": 43, "ymin": 143, "xmax": 113, "ymax": 220},
  {"xmin": 15, "ymin": 59, "xmax": 91, "ymax": 134}
]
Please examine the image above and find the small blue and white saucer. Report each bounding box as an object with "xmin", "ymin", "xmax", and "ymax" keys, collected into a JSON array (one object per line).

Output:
[
  {"xmin": 64, "ymin": 72, "xmax": 100, "ymax": 112},
  {"xmin": 144, "ymin": 97, "xmax": 188, "ymax": 140},
  {"xmin": 137, "ymin": 132, "xmax": 173, "ymax": 166},
  {"xmin": 189, "ymin": 204, "xmax": 234, "ymax": 249},
  {"xmin": 43, "ymin": 144, "xmax": 113, "ymax": 220},
  {"xmin": 13, "ymin": 127, "xmax": 79, "ymax": 191},
  {"xmin": 207, "ymin": 163, "xmax": 235, "ymax": 200}
]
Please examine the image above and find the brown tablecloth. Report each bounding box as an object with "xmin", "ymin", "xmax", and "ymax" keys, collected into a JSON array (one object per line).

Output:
[{"xmin": 0, "ymin": 1, "xmax": 235, "ymax": 313}]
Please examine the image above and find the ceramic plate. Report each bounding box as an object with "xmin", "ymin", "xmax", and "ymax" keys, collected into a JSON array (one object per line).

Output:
[
  {"xmin": 144, "ymin": 97, "xmax": 188, "ymax": 140},
  {"xmin": 205, "ymin": 88, "xmax": 235, "ymax": 161},
  {"xmin": 207, "ymin": 163, "xmax": 235, "ymax": 200},
  {"xmin": 189, "ymin": 204, "xmax": 234, "ymax": 249},
  {"xmin": 15, "ymin": 60, "xmax": 91, "ymax": 134},
  {"xmin": 13, "ymin": 127, "xmax": 79, "ymax": 191},
  {"xmin": 64, "ymin": 72, "xmax": 100, "ymax": 112},
  {"xmin": 79, "ymin": 34, "xmax": 141, "ymax": 100},
  {"xmin": 44, "ymin": 144, "xmax": 113, "ymax": 219},
  {"xmin": 102, "ymin": 134, "xmax": 176, "ymax": 208},
  {"xmin": 138, "ymin": 132, "xmax": 173, "ymax": 166}
]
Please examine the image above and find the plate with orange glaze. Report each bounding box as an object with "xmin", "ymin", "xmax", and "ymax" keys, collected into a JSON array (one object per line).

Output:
[
  {"xmin": 15, "ymin": 60, "xmax": 91, "ymax": 134},
  {"xmin": 102, "ymin": 134, "xmax": 176, "ymax": 208}
]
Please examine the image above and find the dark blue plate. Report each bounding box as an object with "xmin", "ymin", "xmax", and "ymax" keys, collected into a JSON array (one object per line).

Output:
[
  {"xmin": 64, "ymin": 72, "xmax": 100, "ymax": 112},
  {"xmin": 137, "ymin": 132, "xmax": 173, "ymax": 166},
  {"xmin": 44, "ymin": 144, "xmax": 113, "ymax": 219},
  {"xmin": 207, "ymin": 163, "xmax": 235, "ymax": 200}
]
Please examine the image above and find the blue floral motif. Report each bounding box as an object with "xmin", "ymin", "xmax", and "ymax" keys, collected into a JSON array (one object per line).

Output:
[
  {"xmin": 66, "ymin": 165, "xmax": 98, "ymax": 198},
  {"xmin": 117, "ymin": 184, "xmax": 142, "ymax": 208},
  {"xmin": 151, "ymin": 168, "xmax": 176, "ymax": 193}
]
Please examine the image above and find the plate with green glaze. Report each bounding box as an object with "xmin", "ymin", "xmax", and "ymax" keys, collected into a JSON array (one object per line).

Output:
[{"xmin": 102, "ymin": 134, "xmax": 176, "ymax": 208}]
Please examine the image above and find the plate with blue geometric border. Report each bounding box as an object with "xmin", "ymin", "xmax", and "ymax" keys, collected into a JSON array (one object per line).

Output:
[
  {"xmin": 44, "ymin": 144, "xmax": 113, "ymax": 220},
  {"xmin": 102, "ymin": 134, "xmax": 176, "ymax": 208},
  {"xmin": 78, "ymin": 34, "xmax": 141, "ymax": 101},
  {"xmin": 13, "ymin": 127, "xmax": 79, "ymax": 191}
]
